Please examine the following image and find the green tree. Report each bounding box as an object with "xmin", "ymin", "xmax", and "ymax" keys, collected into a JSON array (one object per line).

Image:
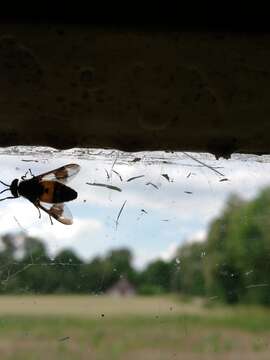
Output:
[
  {"xmin": 0, "ymin": 234, "xmax": 19, "ymax": 293},
  {"xmin": 104, "ymin": 248, "xmax": 137, "ymax": 288},
  {"xmin": 79, "ymin": 256, "xmax": 108, "ymax": 294},
  {"xmin": 171, "ymin": 241, "xmax": 206, "ymax": 296},
  {"xmin": 139, "ymin": 259, "xmax": 172, "ymax": 294},
  {"xmin": 204, "ymin": 190, "xmax": 270, "ymax": 305},
  {"xmin": 17, "ymin": 237, "xmax": 54, "ymax": 294},
  {"xmin": 53, "ymin": 249, "xmax": 83, "ymax": 293}
]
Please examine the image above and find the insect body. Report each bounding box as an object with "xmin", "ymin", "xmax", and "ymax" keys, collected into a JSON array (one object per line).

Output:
[{"xmin": 0, "ymin": 164, "xmax": 80, "ymax": 225}]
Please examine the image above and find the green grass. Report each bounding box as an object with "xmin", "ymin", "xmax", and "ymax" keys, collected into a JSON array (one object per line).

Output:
[{"xmin": 0, "ymin": 296, "xmax": 269, "ymax": 359}]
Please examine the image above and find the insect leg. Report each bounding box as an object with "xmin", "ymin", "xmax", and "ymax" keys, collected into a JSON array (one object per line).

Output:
[
  {"xmin": 0, "ymin": 188, "xmax": 10, "ymax": 195},
  {"xmin": 37, "ymin": 201, "xmax": 53, "ymax": 225},
  {"xmin": 0, "ymin": 180, "xmax": 10, "ymax": 187},
  {"xmin": 21, "ymin": 169, "xmax": 35, "ymax": 181},
  {"xmin": 33, "ymin": 201, "xmax": 42, "ymax": 219},
  {"xmin": 0, "ymin": 196, "xmax": 16, "ymax": 202},
  {"xmin": 21, "ymin": 170, "xmax": 29, "ymax": 181},
  {"xmin": 29, "ymin": 169, "xmax": 35, "ymax": 178}
]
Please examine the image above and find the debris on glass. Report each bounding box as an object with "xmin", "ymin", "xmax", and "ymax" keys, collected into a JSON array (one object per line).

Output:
[{"xmin": 0, "ymin": 148, "xmax": 268, "ymax": 358}]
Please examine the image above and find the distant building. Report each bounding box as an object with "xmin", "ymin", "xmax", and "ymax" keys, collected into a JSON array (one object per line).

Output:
[{"xmin": 107, "ymin": 277, "xmax": 136, "ymax": 297}]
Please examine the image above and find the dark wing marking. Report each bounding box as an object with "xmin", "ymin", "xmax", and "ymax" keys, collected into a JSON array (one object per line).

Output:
[
  {"xmin": 39, "ymin": 202, "xmax": 73, "ymax": 225},
  {"xmin": 37, "ymin": 164, "xmax": 80, "ymax": 183}
]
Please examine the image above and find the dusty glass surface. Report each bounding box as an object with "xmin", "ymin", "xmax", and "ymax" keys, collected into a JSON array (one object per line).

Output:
[{"xmin": 0, "ymin": 147, "xmax": 269, "ymax": 359}]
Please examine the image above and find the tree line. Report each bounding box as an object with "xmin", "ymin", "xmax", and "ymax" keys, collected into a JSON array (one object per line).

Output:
[
  {"xmin": 0, "ymin": 232, "xmax": 176, "ymax": 295},
  {"xmin": 171, "ymin": 188, "xmax": 270, "ymax": 306},
  {"xmin": 1, "ymin": 187, "xmax": 270, "ymax": 305}
]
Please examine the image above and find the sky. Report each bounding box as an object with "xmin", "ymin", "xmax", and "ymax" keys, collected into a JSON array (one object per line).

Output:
[{"xmin": 0, "ymin": 148, "xmax": 270, "ymax": 269}]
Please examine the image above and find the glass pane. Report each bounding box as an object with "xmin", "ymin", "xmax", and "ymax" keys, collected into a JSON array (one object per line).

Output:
[{"xmin": 0, "ymin": 147, "xmax": 269, "ymax": 359}]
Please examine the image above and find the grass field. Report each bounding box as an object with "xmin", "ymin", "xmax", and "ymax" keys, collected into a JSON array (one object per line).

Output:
[{"xmin": 0, "ymin": 295, "xmax": 269, "ymax": 359}]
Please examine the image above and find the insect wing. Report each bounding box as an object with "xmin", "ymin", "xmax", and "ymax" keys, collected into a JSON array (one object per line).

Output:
[
  {"xmin": 39, "ymin": 202, "xmax": 73, "ymax": 225},
  {"xmin": 37, "ymin": 164, "xmax": 80, "ymax": 184}
]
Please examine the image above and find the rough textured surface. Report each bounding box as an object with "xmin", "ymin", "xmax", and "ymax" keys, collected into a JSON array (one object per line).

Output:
[{"xmin": 0, "ymin": 25, "xmax": 269, "ymax": 158}]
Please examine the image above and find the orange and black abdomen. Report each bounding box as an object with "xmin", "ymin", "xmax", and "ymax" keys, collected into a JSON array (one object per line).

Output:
[{"xmin": 39, "ymin": 181, "xmax": 78, "ymax": 204}]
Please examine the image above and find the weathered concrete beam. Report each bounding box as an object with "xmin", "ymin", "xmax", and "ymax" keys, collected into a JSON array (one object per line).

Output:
[{"xmin": 0, "ymin": 25, "xmax": 269, "ymax": 158}]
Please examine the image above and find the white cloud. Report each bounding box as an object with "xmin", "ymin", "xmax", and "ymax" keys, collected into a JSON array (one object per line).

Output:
[
  {"xmin": 185, "ymin": 229, "xmax": 207, "ymax": 244},
  {"xmin": 133, "ymin": 242, "xmax": 179, "ymax": 269},
  {"xmin": 160, "ymin": 242, "xmax": 179, "ymax": 261},
  {"xmin": 0, "ymin": 199, "xmax": 103, "ymax": 259},
  {"xmin": 133, "ymin": 250, "xmax": 158, "ymax": 269},
  {"xmin": 30, "ymin": 217, "xmax": 102, "ymax": 250}
]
